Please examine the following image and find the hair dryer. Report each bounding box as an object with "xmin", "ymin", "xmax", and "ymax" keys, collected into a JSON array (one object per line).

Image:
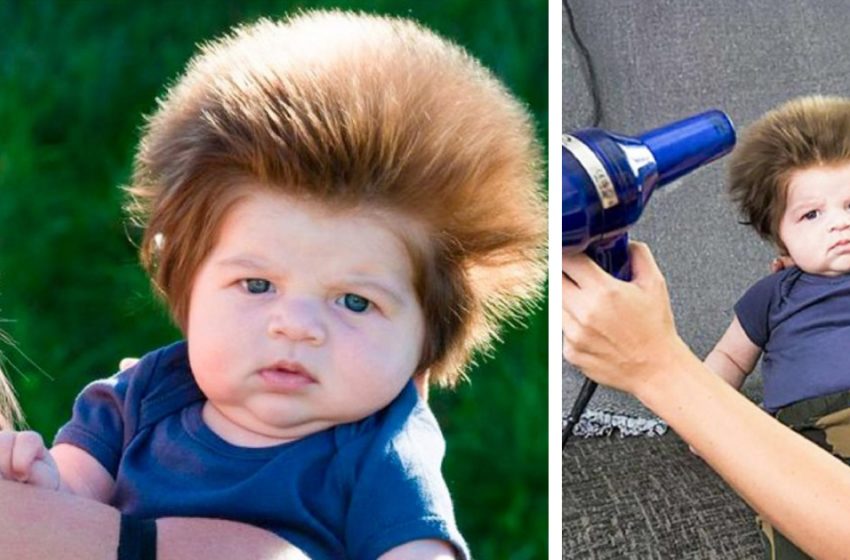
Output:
[{"xmin": 563, "ymin": 110, "xmax": 736, "ymax": 446}]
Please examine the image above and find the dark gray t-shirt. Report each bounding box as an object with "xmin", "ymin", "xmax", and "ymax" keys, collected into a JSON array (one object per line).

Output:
[
  {"xmin": 735, "ymin": 267, "xmax": 850, "ymax": 412},
  {"xmin": 54, "ymin": 341, "xmax": 468, "ymax": 560}
]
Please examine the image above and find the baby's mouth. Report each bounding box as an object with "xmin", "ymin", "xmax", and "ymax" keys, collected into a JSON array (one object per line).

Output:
[
  {"xmin": 829, "ymin": 239, "xmax": 850, "ymax": 253},
  {"xmin": 258, "ymin": 361, "xmax": 317, "ymax": 391}
]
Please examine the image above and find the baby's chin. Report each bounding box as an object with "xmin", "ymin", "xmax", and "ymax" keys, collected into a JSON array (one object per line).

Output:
[
  {"xmin": 800, "ymin": 264, "xmax": 850, "ymax": 277},
  {"xmin": 201, "ymin": 399, "xmax": 335, "ymax": 447},
  {"xmin": 782, "ymin": 253, "xmax": 850, "ymax": 276},
  {"xmin": 247, "ymin": 401, "xmax": 397, "ymax": 441},
  {"xmin": 821, "ymin": 269, "xmax": 850, "ymax": 277}
]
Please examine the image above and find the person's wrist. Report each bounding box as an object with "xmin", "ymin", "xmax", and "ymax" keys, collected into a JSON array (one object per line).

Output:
[{"xmin": 631, "ymin": 335, "xmax": 695, "ymax": 406}]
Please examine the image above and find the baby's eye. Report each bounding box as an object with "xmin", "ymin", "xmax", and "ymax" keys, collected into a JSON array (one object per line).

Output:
[
  {"xmin": 241, "ymin": 278, "xmax": 274, "ymax": 294},
  {"xmin": 337, "ymin": 293, "xmax": 371, "ymax": 313},
  {"xmin": 801, "ymin": 210, "xmax": 820, "ymax": 221}
]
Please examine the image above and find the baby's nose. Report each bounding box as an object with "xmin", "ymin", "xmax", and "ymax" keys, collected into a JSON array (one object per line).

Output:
[
  {"xmin": 830, "ymin": 216, "xmax": 850, "ymax": 231},
  {"xmin": 267, "ymin": 299, "xmax": 326, "ymax": 345}
]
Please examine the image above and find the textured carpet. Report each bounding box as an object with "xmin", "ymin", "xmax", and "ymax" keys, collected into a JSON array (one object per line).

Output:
[
  {"xmin": 563, "ymin": 363, "xmax": 668, "ymax": 438},
  {"xmin": 563, "ymin": 432, "xmax": 764, "ymax": 559}
]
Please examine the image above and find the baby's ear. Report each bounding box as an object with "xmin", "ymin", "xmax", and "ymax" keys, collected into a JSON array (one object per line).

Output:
[{"xmin": 770, "ymin": 254, "xmax": 796, "ymax": 273}]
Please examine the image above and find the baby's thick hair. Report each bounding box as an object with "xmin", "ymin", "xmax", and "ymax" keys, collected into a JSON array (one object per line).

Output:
[
  {"xmin": 729, "ymin": 95, "xmax": 850, "ymax": 250},
  {"xmin": 125, "ymin": 10, "xmax": 546, "ymax": 386}
]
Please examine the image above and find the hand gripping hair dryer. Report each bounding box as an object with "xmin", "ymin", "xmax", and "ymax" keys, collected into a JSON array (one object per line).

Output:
[{"xmin": 563, "ymin": 110, "xmax": 736, "ymax": 446}]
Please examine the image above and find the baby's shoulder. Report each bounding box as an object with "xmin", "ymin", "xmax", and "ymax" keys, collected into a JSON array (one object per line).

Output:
[
  {"xmin": 752, "ymin": 266, "xmax": 800, "ymax": 290},
  {"xmin": 119, "ymin": 341, "xmax": 202, "ymax": 430},
  {"xmin": 331, "ymin": 381, "xmax": 444, "ymax": 458},
  {"xmin": 114, "ymin": 341, "xmax": 193, "ymax": 395},
  {"xmin": 739, "ymin": 267, "xmax": 800, "ymax": 305}
]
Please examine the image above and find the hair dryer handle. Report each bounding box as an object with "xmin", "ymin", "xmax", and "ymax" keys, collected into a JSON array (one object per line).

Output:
[
  {"xmin": 564, "ymin": 234, "xmax": 631, "ymax": 446},
  {"xmin": 586, "ymin": 234, "xmax": 631, "ymax": 281}
]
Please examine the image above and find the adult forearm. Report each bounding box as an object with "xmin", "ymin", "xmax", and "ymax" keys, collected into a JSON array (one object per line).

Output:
[
  {"xmin": 157, "ymin": 518, "xmax": 307, "ymax": 560},
  {"xmin": 0, "ymin": 479, "xmax": 120, "ymax": 559},
  {"xmin": 637, "ymin": 342, "xmax": 850, "ymax": 560},
  {"xmin": 0, "ymin": 480, "xmax": 306, "ymax": 560}
]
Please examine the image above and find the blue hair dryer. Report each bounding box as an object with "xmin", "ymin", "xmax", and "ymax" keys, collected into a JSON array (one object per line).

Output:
[{"xmin": 563, "ymin": 110, "xmax": 736, "ymax": 445}]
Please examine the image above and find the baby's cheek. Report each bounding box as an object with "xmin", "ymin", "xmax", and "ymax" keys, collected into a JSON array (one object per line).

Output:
[
  {"xmin": 337, "ymin": 336, "xmax": 411, "ymax": 385},
  {"xmin": 187, "ymin": 330, "xmax": 237, "ymax": 393},
  {"xmin": 372, "ymin": 346, "xmax": 418, "ymax": 390}
]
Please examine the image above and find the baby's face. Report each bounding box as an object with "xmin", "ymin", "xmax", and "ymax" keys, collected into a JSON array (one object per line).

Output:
[
  {"xmin": 185, "ymin": 188, "xmax": 425, "ymax": 446},
  {"xmin": 778, "ymin": 162, "xmax": 850, "ymax": 276}
]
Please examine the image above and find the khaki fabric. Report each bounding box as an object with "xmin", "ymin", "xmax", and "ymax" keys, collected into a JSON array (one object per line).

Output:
[{"xmin": 758, "ymin": 390, "xmax": 850, "ymax": 560}]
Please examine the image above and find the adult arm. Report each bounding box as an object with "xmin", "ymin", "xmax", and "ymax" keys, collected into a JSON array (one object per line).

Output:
[
  {"xmin": 378, "ymin": 539, "xmax": 456, "ymax": 559},
  {"xmin": 0, "ymin": 480, "xmax": 307, "ymax": 560},
  {"xmin": 563, "ymin": 242, "xmax": 850, "ymax": 560}
]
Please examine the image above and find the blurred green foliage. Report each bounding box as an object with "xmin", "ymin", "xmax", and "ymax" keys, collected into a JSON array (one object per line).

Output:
[{"xmin": 0, "ymin": 1, "xmax": 547, "ymax": 557}]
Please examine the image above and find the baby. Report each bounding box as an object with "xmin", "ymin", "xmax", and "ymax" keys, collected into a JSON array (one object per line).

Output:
[
  {"xmin": 0, "ymin": 11, "xmax": 545, "ymax": 559},
  {"xmin": 705, "ymin": 95, "xmax": 850, "ymax": 559}
]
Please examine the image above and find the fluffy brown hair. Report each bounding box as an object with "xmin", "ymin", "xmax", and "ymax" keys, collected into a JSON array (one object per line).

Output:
[
  {"xmin": 125, "ymin": 10, "xmax": 546, "ymax": 387},
  {"xmin": 729, "ymin": 95, "xmax": 850, "ymax": 252}
]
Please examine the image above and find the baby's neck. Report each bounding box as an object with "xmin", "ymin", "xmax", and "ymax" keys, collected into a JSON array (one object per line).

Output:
[
  {"xmin": 201, "ymin": 401, "xmax": 329, "ymax": 448},
  {"xmin": 797, "ymin": 268, "xmax": 850, "ymax": 279}
]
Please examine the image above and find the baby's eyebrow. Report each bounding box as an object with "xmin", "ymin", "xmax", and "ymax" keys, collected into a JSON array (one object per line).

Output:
[
  {"xmin": 215, "ymin": 255, "xmax": 270, "ymax": 270},
  {"xmin": 787, "ymin": 200, "xmax": 819, "ymax": 212},
  {"xmin": 342, "ymin": 277, "xmax": 406, "ymax": 306}
]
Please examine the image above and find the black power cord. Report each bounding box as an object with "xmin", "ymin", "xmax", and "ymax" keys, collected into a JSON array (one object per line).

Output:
[
  {"xmin": 562, "ymin": 0, "xmax": 602, "ymax": 447},
  {"xmin": 562, "ymin": 0, "xmax": 603, "ymax": 127}
]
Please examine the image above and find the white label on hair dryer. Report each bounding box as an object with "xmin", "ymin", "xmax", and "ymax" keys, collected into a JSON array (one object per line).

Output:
[{"xmin": 563, "ymin": 134, "xmax": 619, "ymax": 209}]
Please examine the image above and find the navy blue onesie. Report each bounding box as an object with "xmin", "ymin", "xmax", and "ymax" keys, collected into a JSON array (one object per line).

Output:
[{"xmin": 54, "ymin": 341, "xmax": 468, "ymax": 559}]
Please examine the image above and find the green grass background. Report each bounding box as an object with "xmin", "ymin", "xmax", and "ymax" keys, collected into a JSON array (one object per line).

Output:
[{"xmin": 0, "ymin": 1, "xmax": 548, "ymax": 558}]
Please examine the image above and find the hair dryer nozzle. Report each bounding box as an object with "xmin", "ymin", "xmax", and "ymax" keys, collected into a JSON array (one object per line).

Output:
[{"xmin": 639, "ymin": 110, "xmax": 736, "ymax": 186}]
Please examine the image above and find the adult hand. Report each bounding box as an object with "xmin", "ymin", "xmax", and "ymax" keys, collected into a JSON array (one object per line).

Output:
[{"xmin": 562, "ymin": 242, "xmax": 684, "ymax": 396}]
